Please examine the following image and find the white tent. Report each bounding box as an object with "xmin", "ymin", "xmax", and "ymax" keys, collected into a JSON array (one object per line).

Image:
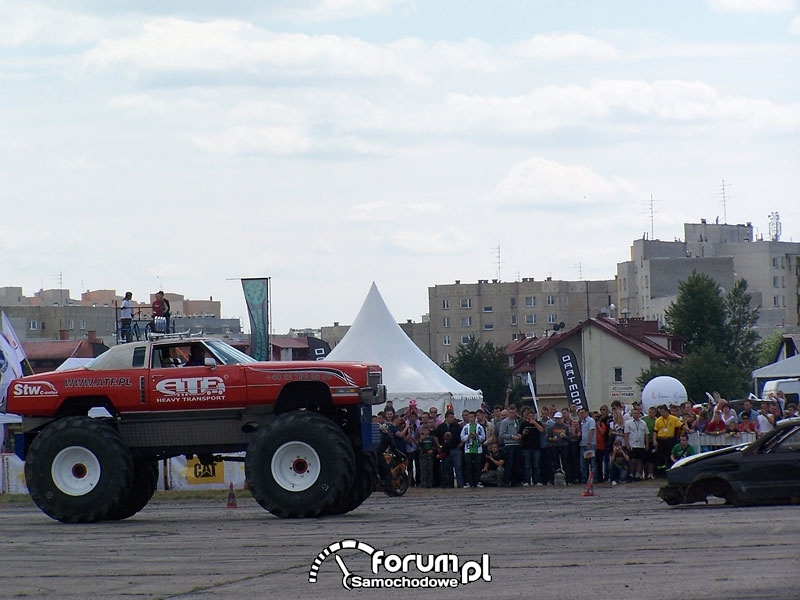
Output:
[
  {"xmin": 751, "ymin": 354, "xmax": 800, "ymax": 393},
  {"xmin": 325, "ymin": 282, "xmax": 482, "ymax": 414}
]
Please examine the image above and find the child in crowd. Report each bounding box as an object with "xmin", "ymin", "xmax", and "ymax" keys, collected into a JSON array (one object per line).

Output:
[
  {"xmin": 608, "ymin": 438, "xmax": 629, "ymax": 486},
  {"xmin": 418, "ymin": 425, "xmax": 437, "ymax": 488}
]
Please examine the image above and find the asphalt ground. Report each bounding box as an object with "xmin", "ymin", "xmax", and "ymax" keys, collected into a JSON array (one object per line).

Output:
[{"xmin": 0, "ymin": 480, "xmax": 796, "ymax": 600}]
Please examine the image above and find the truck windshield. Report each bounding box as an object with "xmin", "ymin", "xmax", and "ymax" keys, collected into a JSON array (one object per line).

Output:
[{"xmin": 206, "ymin": 340, "xmax": 258, "ymax": 365}]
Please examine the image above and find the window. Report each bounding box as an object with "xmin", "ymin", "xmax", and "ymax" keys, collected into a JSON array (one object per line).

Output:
[
  {"xmin": 510, "ymin": 315, "xmax": 517, "ymax": 326},
  {"xmin": 460, "ymin": 316, "xmax": 472, "ymax": 327},
  {"xmin": 773, "ymin": 276, "xmax": 780, "ymax": 288},
  {"xmin": 483, "ymin": 306, "xmax": 493, "ymax": 313},
  {"xmin": 525, "ymin": 314, "xmax": 536, "ymax": 325},
  {"xmin": 442, "ymin": 299, "xmax": 450, "ymax": 310},
  {"xmin": 547, "ymin": 295, "xmax": 555, "ymax": 306},
  {"xmin": 774, "ymin": 296, "xmax": 780, "ymax": 307},
  {"xmin": 442, "ymin": 353, "xmax": 452, "ymax": 364},
  {"xmin": 547, "ymin": 313, "xmax": 557, "ymax": 324},
  {"xmin": 773, "ymin": 257, "xmax": 779, "ymax": 268},
  {"xmin": 79, "ymin": 320, "xmax": 87, "ymax": 330},
  {"xmin": 614, "ymin": 367, "xmax": 623, "ymax": 383},
  {"xmin": 68, "ymin": 319, "xmax": 75, "ymax": 330},
  {"xmin": 510, "ymin": 297, "xmax": 517, "ymax": 308},
  {"xmin": 443, "ymin": 335, "xmax": 451, "ymax": 346},
  {"xmin": 29, "ymin": 320, "xmax": 38, "ymax": 330},
  {"xmin": 460, "ymin": 298, "xmax": 472, "ymax": 309},
  {"xmin": 460, "ymin": 335, "xmax": 472, "ymax": 344},
  {"xmin": 484, "ymin": 323, "xmax": 494, "ymax": 330},
  {"xmin": 524, "ymin": 296, "xmax": 535, "ymax": 307},
  {"xmin": 442, "ymin": 317, "xmax": 450, "ymax": 328}
]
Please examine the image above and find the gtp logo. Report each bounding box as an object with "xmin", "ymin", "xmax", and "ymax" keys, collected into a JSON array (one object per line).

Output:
[
  {"xmin": 156, "ymin": 377, "xmax": 225, "ymax": 396},
  {"xmin": 309, "ymin": 539, "xmax": 491, "ymax": 590}
]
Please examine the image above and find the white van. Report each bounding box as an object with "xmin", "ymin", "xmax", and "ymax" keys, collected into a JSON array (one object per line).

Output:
[{"xmin": 762, "ymin": 378, "xmax": 800, "ymax": 406}]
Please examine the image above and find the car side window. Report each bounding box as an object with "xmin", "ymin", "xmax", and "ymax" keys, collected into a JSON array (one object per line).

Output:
[
  {"xmin": 132, "ymin": 347, "xmax": 146, "ymax": 368},
  {"xmin": 773, "ymin": 429, "xmax": 800, "ymax": 454},
  {"xmin": 152, "ymin": 348, "xmax": 179, "ymax": 368}
]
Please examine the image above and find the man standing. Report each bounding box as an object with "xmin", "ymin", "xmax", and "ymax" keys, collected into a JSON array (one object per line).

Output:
[
  {"xmin": 151, "ymin": 290, "xmax": 171, "ymax": 333},
  {"xmin": 498, "ymin": 405, "xmax": 522, "ymax": 486},
  {"xmin": 578, "ymin": 407, "xmax": 597, "ymax": 484},
  {"xmin": 546, "ymin": 412, "xmax": 571, "ymax": 484},
  {"xmin": 120, "ymin": 292, "xmax": 134, "ymax": 343},
  {"xmin": 653, "ymin": 404, "xmax": 682, "ymax": 475},
  {"xmin": 623, "ymin": 406, "xmax": 649, "ymax": 481},
  {"xmin": 460, "ymin": 411, "xmax": 486, "ymax": 488},
  {"xmin": 436, "ymin": 411, "xmax": 465, "ymax": 488}
]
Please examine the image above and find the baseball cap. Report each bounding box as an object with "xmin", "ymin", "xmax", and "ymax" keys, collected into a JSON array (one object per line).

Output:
[{"xmin": 554, "ymin": 411, "xmax": 563, "ymax": 418}]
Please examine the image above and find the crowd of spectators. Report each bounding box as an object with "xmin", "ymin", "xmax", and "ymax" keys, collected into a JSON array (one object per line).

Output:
[{"xmin": 374, "ymin": 390, "xmax": 795, "ymax": 489}]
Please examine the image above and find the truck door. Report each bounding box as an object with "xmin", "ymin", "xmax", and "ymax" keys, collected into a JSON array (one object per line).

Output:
[{"xmin": 147, "ymin": 343, "xmax": 247, "ymax": 411}]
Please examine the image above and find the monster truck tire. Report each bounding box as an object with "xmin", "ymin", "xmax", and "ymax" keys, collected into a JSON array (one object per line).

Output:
[
  {"xmin": 105, "ymin": 460, "xmax": 159, "ymax": 521},
  {"xmin": 325, "ymin": 451, "xmax": 377, "ymax": 515},
  {"xmin": 24, "ymin": 417, "xmax": 134, "ymax": 523},
  {"xmin": 245, "ymin": 411, "xmax": 355, "ymax": 518}
]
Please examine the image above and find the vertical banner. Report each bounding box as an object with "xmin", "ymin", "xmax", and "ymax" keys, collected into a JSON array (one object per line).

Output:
[
  {"xmin": 241, "ymin": 278, "xmax": 270, "ymax": 361},
  {"xmin": 554, "ymin": 347, "xmax": 588, "ymax": 412},
  {"xmin": 526, "ymin": 372, "xmax": 539, "ymax": 414}
]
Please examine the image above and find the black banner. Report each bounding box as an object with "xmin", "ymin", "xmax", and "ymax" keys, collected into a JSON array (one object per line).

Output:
[{"xmin": 554, "ymin": 347, "xmax": 588, "ymax": 412}]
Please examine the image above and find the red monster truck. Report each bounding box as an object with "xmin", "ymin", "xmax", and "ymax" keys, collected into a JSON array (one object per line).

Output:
[{"xmin": 3, "ymin": 336, "xmax": 386, "ymax": 522}]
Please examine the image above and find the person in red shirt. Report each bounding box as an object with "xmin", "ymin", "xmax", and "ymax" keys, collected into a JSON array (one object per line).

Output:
[
  {"xmin": 737, "ymin": 413, "xmax": 757, "ymax": 433},
  {"xmin": 151, "ymin": 290, "xmax": 171, "ymax": 333},
  {"xmin": 705, "ymin": 411, "xmax": 727, "ymax": 435}
]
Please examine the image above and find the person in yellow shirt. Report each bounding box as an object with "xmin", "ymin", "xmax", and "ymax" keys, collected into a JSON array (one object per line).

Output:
[{"xmin": 653, "ymin": 404, "xmax": 682, "ymax": 475}]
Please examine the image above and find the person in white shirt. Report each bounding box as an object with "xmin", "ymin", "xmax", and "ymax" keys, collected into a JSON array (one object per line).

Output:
[{"xmin": 120, "ymin": 292, "xmax": 134, "ymax": 342}]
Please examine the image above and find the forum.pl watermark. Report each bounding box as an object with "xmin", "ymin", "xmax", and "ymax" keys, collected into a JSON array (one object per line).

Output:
[{"xmin": 308, "ymin": 539, "xmax": 492, "ymax": 590}]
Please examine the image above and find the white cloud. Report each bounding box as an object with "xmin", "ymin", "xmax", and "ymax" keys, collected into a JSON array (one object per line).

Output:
[
  {"xmin": 512, "ymin": 33, "xmax": 620, "ymax": 60},
  {"xmin": 706, "ymin": 0, "xmax": 795, "ymax": 12},
  {"xmin": 492, "ymin": 157, "xmax": 639, "ymax": 208},
  {"xmin": 276, "ymin": 0, "xmax": 411, "ymax": 22},
  {"xmin": 0, "ymin": 4, "xmax": 121, "ymax": 47}
]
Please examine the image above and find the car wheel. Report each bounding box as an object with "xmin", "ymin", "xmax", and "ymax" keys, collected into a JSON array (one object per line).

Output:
[
  {"xmin": 105, "ymin": 460, "xmax": 159, "ymax": 520},
  {"xmin": 24, "ymin": 417, "xmax": 134, "ymax": 523},
  {"xmin": 245, "ymin": 412, "xmax": 355, "ymax": 518},
  {"xmin": 325, "ymin": 451, "xmax": 377, "ymax": 515}
]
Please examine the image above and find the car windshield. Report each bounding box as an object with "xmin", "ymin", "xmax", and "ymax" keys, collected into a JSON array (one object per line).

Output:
[{"xmin": 206, "ymin": 340, "xmax": 257, "ymax": 365}]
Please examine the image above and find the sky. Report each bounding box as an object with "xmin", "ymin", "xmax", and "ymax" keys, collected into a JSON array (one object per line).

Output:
[{"xmin": 1, "ymin": 0, "xmax": 799, "ymax": 333}]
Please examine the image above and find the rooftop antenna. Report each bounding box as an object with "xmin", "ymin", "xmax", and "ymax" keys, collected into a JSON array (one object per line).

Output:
[
  {"xmin": 493, "ymin": 245, "xmax": 501, "ymax": 281},
  {"xmin": 575, "ymin": 261, "xmax": 583, "ymax": 280},
  {"xmin": 642, "ymin": 193, "xmax": 659, "ymax": 240},
  {"xmin": 713, "ymin": 179, "xmax": 731, "ymax": 224}
]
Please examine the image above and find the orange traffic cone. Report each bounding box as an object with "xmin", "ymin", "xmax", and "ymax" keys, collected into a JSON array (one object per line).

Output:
[
  {"xmin": 226, "ymin": 482, "xmax": 238, "ymax": 508},
  {"xmin": 581, "ymin": 469, "xmax": 595, "ymax": 497}
]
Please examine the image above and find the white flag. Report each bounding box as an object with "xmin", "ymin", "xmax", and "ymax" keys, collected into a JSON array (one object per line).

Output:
[
  {"xmin": 0, "ymin": 332, "xmax": 22, "ymax": 408},
  {"xmin": 1, "ymin": 312, "xmax": 26, "ymax": 364},
  {"xmin": 526, "ymin": 372, "xmax": 539, "ymax": 414}
]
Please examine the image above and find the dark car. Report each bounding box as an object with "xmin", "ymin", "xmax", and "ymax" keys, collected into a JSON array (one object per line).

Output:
[{"xmin": 658, "ymin": 417, "xmax": 800, "ymax": 506}]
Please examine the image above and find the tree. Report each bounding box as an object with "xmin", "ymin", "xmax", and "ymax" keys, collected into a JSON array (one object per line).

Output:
[
  {"xmin": 444, "ymin": 337, "xmax": 510, "ymax": 406},
  {"xmin": 640, "ymin": 272, "xmax": 762, "ymax": 402},
  {"xmin": 723, "ymin": 278, "xmax": 760, "ymax": 392},
  {"xmin": 756, "ymin": 331, "xmax": 783, "ymax": 369},
  {"xmin": 663, "ymin": 271, "xmax": 726, "ymax": 352}
]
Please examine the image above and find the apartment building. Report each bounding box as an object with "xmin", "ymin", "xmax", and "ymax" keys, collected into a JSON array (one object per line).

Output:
[
  {"xmin": 0, "ymin": 287, "xmax": 238, "ymax": 342},
  {"xmin": 617, "ymin": 218, "xmax": 800, "ymax": 335},
  {"xmin": 427, "ymin": 277, "xmax": 618, "ymax": 365}
]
